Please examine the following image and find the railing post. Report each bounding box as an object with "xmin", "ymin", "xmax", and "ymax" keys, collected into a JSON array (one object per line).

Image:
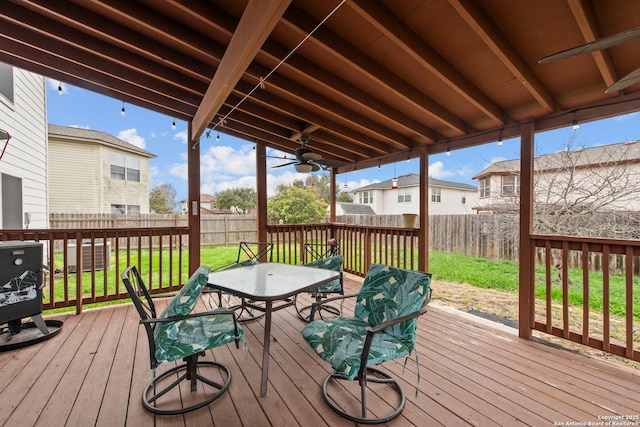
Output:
[
  {"xmin": 518, "ymin": 120, "xmax": 534, "ymax": 340},
  {"xmin": 75, "ymin": 231, "xmax": 83, "ymax": 315}
]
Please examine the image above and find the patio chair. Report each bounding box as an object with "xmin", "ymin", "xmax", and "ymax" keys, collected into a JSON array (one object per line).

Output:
[
  {"xmin": 301, "ymin": 263, "xmax": 432, "ymax": 424},
  {"xmin": 294, "ymin": 250, "xmax": 344, "ymax": 322},
  {"xmin": 122, "ymin": 264, "xmax": 243, "ymax": 415},
  {"xmin": 207, "ymin": 241, "xmax": 273, "ymax": 322}
]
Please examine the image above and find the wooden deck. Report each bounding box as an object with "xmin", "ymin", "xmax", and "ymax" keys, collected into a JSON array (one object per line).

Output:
[{"xmin": 1, "ymin": 275, "xmax": 639, "ymax": 427}]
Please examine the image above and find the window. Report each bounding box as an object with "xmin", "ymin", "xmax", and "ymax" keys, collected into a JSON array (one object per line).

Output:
[
  {"xmin": 0, "ymin": 62, "xmax": 14, "ymax": 103},
  {"xmin": 502, "ymin": 175, "xmax": 520, "ymax": 196},
  {"xmin": 461, "ymin": 192, "xmax": 466, "ymax": 204},
  {"xmin": 110, "ymin": 152, "xmax": 141, "ymax": 182},
  {"xmin": 479, "ymin": 178, "xmax": 490, "ymax": 198},
  {"xmin": 111, "ymin": 204, "xmax": 126, "ymax": 214},
  {"xmin": 430, "ymin": 188, "xmax": 441, "ymax": 203},
  {"xmin": 398, "ymin": 188, "xmax": 412, "ymax": 203},
  {"xmin": 358, "ymin": 191, "xmax": 373, "ymax": 204},
  {"xmin": 111, "ymin": 204, "xmax": 140, "ymax": 215}
]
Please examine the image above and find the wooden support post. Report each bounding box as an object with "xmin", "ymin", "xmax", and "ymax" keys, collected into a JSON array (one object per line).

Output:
[
  {"xmin": 188, "ymin": 121, "xmax": 201, "ymax": 275},
  {"xmin": 518, "ymin": 120, "xmax": 535, "ymax": 340},
  {"xmin": 419, "ymin": 150, "xmax": 429, "ymax": 272},
  {"xmin": 256, "ymin": 141, "xmax": 268, "ymax": 243}
]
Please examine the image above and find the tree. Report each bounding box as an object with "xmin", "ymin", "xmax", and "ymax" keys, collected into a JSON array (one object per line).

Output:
[
  {"xmin": 215, "ymin": 187, "xmax": 256, "ymax": 213},
  {"xmin": 149, "ymin": 184, "xmax": 177, "ymax": 213},
  {"xmin": 267, "ymin": 185, "xmax": 327, "ymax": 224}
]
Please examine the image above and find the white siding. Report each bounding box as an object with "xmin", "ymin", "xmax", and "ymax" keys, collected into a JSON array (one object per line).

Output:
[
  {"xmin": 48, "ymin": 140, "xmax": 102, "ymax": 213},
  {"xmin": 0, "ymin": 67, "xmax": 47, "ymax": 228},
  {"xmin": 353, "ymin": 184, "xmax": 478, "ymax": 215}
]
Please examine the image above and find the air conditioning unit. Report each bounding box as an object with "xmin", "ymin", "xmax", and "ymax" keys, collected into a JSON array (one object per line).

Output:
[{"xmin": 67, "ymin": 240, "xmax": 112, "ymax": 272}]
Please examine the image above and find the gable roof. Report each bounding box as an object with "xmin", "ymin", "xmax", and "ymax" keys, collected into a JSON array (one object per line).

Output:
[
  {"xmin": 472, "ymin": 140, "xmax": 640, "ymax": 179},
  {"xmin": 336, "ymin": 202, "xmax": 375, "ymax": 215},
  {"xmin": 48, "ymin": 124, "xmax": 155, "ymax": 158},
  {"xmin": 352, "ymin": 173, "xmax": 476, "ymax": 192}
]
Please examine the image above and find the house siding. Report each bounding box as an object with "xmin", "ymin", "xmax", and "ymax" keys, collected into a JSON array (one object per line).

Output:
[
  {"xmin": 48, "ymin": 141, "xmax": 102, "ymax": 213},
  {"xmin": 101, "ymin": 146, "xmax": 150, "ymax": 213},
  {"xmin": 0, "ymin": 66, "xmax": 47, "ymax": 228}
]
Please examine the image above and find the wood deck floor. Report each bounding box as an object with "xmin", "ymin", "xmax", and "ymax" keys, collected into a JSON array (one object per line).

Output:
[{"xmin": 1, "ymin": 275, "xmax": 639, "ymax": 427}]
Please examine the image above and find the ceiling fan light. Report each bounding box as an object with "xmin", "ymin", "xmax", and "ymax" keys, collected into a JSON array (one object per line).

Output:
[
  {"xmin": 295, "ymin": 163, "xmax": 313, "ymax": 173},
  {"xmin": 302, "ymin": 152, "xmax": 322, "ymax": 161}
]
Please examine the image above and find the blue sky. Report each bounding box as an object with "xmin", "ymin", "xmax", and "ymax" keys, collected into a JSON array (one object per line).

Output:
[{"xmin": 46, "ymin": 80, "xmax": 640, "ymax": 203}]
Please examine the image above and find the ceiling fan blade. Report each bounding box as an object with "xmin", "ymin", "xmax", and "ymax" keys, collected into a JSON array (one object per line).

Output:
[
  {"xmin": 272, "ymin": 161, "xmax": 297, "ymax": 168},
  {"xmin": 302, "ymin": 152, "xmax": 322, "ymax": 161},
  {"xmin": 539, "ymin": 27, "xmax": 640, "ymax": 63},
  {"xmin": 606, "ymin": 67, "xmax": 640, "ymax": 93},
  {"xmin": 310, "ymin": 162, "xmax": 321, "ymax": 172},
  {"xmin": 316, "ymin": 158, "xmax": 346, "ymax": 168},
  {"xmin": 266, "ymin": 155, "xmax": 293, "ymax": 160}
]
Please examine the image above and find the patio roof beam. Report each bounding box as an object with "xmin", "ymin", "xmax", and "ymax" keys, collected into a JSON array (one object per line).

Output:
[
  {"xmin": 192, "ymin": 0, "xmax": 292, "ymax": 141},
  {"xmin": 567, "ymin": 0, "xmax": 619, "ymax": 91}
]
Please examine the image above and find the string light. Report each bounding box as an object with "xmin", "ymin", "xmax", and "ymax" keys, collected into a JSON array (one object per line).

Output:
[
  {"xmin": 57, "ymin": 82, "xmax": 63, "ymax": 95},
  {"xmin": 216, "ymin": 131, "xmax": 220, "ymax": 141},
  {"xmin": 572, "ymin": 110, "xmax": 580, "ymax": 130},
  {"xmin": 121, "ymin": 101, "xmax": 125, "ymax": 116},
  {"xmin": 446, "ymin": 141, "xmax": 451, "ymax": 156},
  {"xmin": 377, "ymin": 161, "xmax": 381, "ymax": 170},
  {"xmin": 172, "ymin": 118, "xmax": 176, "ymax": 129},
  {"xmin": 497, "ymin": 128, "xmax": 503, "ymax": 147}
]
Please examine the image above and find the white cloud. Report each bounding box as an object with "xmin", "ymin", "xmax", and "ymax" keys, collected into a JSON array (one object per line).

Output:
[
  {"xmin": 118, "ymin": 128, "xmax": 146, "ymax": 149},
  {"xmin": 174, "ymin": 130, "xmax": 188, "ymax": 144},
  {"xmin": 428, "ymin": 161, "xmax": 454, "ymax": 179}
]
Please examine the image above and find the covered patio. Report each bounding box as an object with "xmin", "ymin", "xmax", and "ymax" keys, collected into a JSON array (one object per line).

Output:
[
  {"xmin": 1, "ymin": 0, "xmax": 640, "ymax": 423},
  {"xmin": 1, "ymin": 275, "xmax": 638, "ymax": 426}
]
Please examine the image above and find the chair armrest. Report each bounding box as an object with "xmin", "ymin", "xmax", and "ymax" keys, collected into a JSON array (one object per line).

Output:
[
  {"xmin": 309, "ymin": 293, "xmax": 358, "ymax": 321},
  {"xmin": 358, "ymin": 305, "xmax": 429, "ymax": 376}
]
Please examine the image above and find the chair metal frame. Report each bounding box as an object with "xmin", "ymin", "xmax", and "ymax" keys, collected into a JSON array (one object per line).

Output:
[
  {"xmin": 295, "ymin": 240, "xmax": 343, "ymax": 322},
  {"xmin": 307, "ymin": 267, "xmax": 432, "ymax": 424},
  {"xmin": 122, "ymin": 265, "xmax": 241, "ymax": 415}
]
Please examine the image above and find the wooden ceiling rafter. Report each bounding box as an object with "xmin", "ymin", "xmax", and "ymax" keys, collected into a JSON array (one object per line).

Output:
[
  {"xmin": 349, "ymin": 0, "xmax": 508, "ymax": 126},
  {"xmin": 567, "ymin": 0, "xmax": 619, "ymax": 91},
  {"xmin": 448, "ymin": 0, "xmax": 557, "ymax": 113},
  {"xmin": 281, "ymin": 4, "xmax": 470, "ymax": 135}
]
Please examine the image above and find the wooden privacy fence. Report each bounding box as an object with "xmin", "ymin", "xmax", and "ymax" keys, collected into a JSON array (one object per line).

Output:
[{"xmin": 50, "ymin": 213, "xmax": 257, "ymax": 247}]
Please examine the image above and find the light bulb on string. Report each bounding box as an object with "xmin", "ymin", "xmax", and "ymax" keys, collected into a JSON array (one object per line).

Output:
[
  {"xmin": 121, "ymin": 101, "xmax": 126, "ymax": 116},
  {"xmin": 216, "ymin": 131, "xmax": 220, "ymax": 141},
  {"xmin": 171, "ymin": 118, "xmax": 176, "ymax": 130},
  {"xmin": 446, "ymin": 142, "xmax": 451, "ymax": 156},
  {"xmin": 57, "ymin": 82, "xmax": 63, "ymax": 95},
  {"xmin": 572, "ymin": 111, "xmax": 580, "ymax": 131},
  {"xmin": 497, "ymin": 128, "xmax": 503, "ymax": 147}
]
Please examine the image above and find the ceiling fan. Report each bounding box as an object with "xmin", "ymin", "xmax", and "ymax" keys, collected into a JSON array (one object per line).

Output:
[
  {"xmin": 539, "ymin": 27, "xmax": 640, "ymax": 93},
  {"xmin": 269, "ymin": 134, "xmax": 345, "ymax": 173}
]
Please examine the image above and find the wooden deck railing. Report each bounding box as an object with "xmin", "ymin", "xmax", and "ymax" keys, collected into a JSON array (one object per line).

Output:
[
  {"xmin": 0, "ymin": 227, "xmax": 189, "ymax": 314},
  {"xmin": 529, "ymin": 235, "xmax": 639, "ymax": 362},
  {"xmin": 266, "ymin": 222, "xmax": 419, "ymax": 276}
]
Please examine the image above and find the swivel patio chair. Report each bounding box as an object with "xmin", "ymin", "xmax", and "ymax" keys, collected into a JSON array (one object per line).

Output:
[
  {"xmin": 301, "ymin": 263, "xmax": 432, "ymax": 424},
  {"xmin": 207, "ymin": 241, "xmax": 273, "ymax": 322},
  {"xmin": 294, "ymin": 249, "xmax": 344, "ymax": 322},
  {"xmin": 122, "ymin": 264, "xmax": 244, "ymax": 415}
]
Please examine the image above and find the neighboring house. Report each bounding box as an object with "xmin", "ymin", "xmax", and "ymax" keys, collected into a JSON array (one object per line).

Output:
[
  {"xmin": 48, "ymin": 124, "xmax": 155, "ymax": 214},
  {"xmin": 472, "ymin": 141, "xmax": 640, "ymax": 213},
  {"xmin": 351, "ymin": 173, "xmax": 478, "ymax": 215},
  {"xmin": 0, "ymin": 63, "xmax": 48, "ymax": 229},
  {"xmin": 180, "ymin": 194, "xmax": 230, "ymax": 214}
]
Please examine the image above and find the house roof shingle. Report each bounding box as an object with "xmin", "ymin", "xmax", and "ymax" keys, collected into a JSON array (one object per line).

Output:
[
  {"xmin": 48, "ymin": 124, "xmax": 156, "ymax": 158},
  {"xmin": 352, "ymin": 173, "xmax": 476, "ymax": 192},
  {"xmin": 472, "ymin": 140, "xmax": 640, "ymax": 179}
]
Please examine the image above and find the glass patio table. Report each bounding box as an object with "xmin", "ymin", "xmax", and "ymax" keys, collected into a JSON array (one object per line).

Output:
[{"xmin": 207, "ymin": 262, "xmax": 340, "ymax": 396}]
